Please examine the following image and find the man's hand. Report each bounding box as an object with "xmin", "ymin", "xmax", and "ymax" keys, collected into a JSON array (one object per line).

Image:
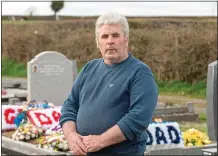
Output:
[
  {"xmin": 66, "ymin": 132, "xmax": 87, "ymax": 155},
  {"xmin": 81, "ymin": 135, "xmax": 103, "ymax": 152}
]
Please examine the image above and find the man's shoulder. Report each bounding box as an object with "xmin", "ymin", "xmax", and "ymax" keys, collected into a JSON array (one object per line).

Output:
[
  {"xmin": 129, "ymin": 56, "xmax": 152, "ymax": 74},
  {"xmin": 89, "ymin": 58, "xmax": 102, "ymax": 64},
  {"xmin": 79, "ymin": 58, "xmax": 102, "ymax": 74},
  {"xmin": 83, "ymin": 58, "xmax": 102, "ymax": 68}
]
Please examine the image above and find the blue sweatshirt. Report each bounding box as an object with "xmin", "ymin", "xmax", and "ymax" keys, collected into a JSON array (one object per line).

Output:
[{"xmin": 60, "ymin": 53, "xmax": 158, "ymax": 155}]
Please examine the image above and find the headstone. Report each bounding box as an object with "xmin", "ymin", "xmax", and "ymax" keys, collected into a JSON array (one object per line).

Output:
[
  {"xmin": 187, "ymin": 102, "xmax": 195, "ymax": 113},
  {"xmin": 72, "ymin": 60, "xmax": 78, "ymax": 82},
  {"xmin": 206, "ymin": 60, "xmax": 217, "ymax": 142},
  {"xmin": 27, "ymin": 51, "xmax": 73, "ymax": 105}
]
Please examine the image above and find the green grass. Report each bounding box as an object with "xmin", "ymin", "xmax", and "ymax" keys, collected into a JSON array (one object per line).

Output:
[
  {"xmin": 198, "ymin": 113, "xmax": 207, "ymax": 122},
  {"xmin": 2, "ymin": 57, "xmax": 27, "ymax": 77},
  {"xmin": 179, "ymin": 121, "xmax": 208, "ymax": 134},
  {"xmin": 78, "ymin": 67, "xmax": 83, "ymax": 73},
  {"xmin": 157, "ymin": 80, "xmax": 206, "ymax": 99},
  {"xmin": 2, "ymin": 58, "xmax": 206, "ymax": 98}
]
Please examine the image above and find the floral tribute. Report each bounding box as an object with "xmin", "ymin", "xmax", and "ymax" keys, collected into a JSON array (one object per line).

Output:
[
  {"xmin": 12, "ymin": 122, "xmax": 44, "ymax": 141},
  {"xmin": 182, "ymin": 128, "xmax": 211, "ymax": 147},
  {"xmin": 37, "ymin": 124, "xmax": 69, "ymax": 151},
  {"xmin": 2, "ymin": 103, "xmax": 213, "ymax": 152},
  {"xmin": 2, "ymin": 101, "xmax": 59, "ymax": 131}
]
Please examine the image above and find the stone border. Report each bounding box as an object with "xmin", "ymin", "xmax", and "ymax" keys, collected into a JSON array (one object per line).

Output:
[
  {"xmin": 144, "ymin": 143, "xmax": 217, "ymax": 155},
  {"xmin": 2, "ymin": 136, "xmax": 68, "ymax": 155},
  {"xmin": 2, "ymin": 135, "xmax": 216, "ymax": 156}
]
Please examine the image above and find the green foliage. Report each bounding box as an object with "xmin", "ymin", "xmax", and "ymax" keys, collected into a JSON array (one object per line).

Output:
[
  {"xmin": 2, "ymin": 57, "xmax": 27, "ymax": 77},
  {"xmin": 2, "ymin": 18, "xmax": 216, "ymax": 83},
  {"xmin": 51, "ymin": 1, "xmax": 64, "ymax": 14},
  {"xmin": 199, "ymin": 113, "xmax": 207, "ymax": 122},
  {"xmin": 157, "ymin": 80, "xmax": 206, "ymax": 98}
]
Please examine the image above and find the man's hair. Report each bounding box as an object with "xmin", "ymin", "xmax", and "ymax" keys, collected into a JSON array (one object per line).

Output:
[{"xmin": 95, "ymin": 12, "xmax": 129, "ymax": 47}]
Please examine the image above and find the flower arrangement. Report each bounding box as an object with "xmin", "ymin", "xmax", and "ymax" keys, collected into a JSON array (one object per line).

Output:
[
  {"xmin": 37, "ymin": 133, "xmax": 69, "ymax": 151},
  {"xmin": 36, "ymin": 123, "xmax": 69, "ymax": 151},
  {"xmin": 182, "ymin": 128, "xmax": 211, "ymax": 147},
  {"xmin": 12, "ymin": 123, "xmax": 44, "ymax": 141}
]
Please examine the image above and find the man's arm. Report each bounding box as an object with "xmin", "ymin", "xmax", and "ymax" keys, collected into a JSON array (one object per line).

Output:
[
  {"xmin": 100, "ymin": 73, "xmax": 158, "ymax": 147},
  {"xmin": 62, "ymin": 121, "xmax": 77, "ymax": 138},
  {"xmin": 59, "ymin": 77, "xmax": 87, "ymax": 155},
  {"xmin": 59, "ymin": 64, "xmax": 90, "ymax": 155},
  {"xmin": 59, "ymin": 61, "xmax": 92, "ymax": 127},
  {"xmin": 116, "ymin": 73, "xmax": 158, "ymax": 140},
  {"xmin": 59, "ymin": 63, "xmax": 85, "ymax": 127},
  {"xmin": 60, "ymin": 86, "xmax": 88, "ymax": 155},
  {"xmin": 59, "ymin": 80, "xmax": 80, "ymax": 127},
  {"xmin": 62, "ymin": 121, "xmax": 88, "ymax": 155},
  {"xmin": 98, "ymin": 124, "xmax": 126, "ymax": 149},
  {"xmin": 81, "ymin": 125, "xmax": 126, "ymax": 152}
]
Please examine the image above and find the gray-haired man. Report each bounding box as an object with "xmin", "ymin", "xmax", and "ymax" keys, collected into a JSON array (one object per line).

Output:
[{"xmin": 60, "ymin": 12, "xmax": 158, "ymax": 156}]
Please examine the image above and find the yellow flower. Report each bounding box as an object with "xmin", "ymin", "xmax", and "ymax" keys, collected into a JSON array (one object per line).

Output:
[
  {"xmin": 195, "ymin": 139, "xmax": 203, "ymax": 146},
  {"xmin": 187, "ymin": 143, "xmax": 194, "ymax": 147},
  {"xmin": 182, "ymin": 128, "xmax": 212, "ymax": 147},
  {"xmin": 203, "ymin": 140, "xmax": 211, "ymax": 144}
]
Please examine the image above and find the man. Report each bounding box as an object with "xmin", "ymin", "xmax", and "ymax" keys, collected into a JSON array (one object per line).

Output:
[{"xmin": 60, "ymin": 12, "xmax": 158, "ymax": 156}]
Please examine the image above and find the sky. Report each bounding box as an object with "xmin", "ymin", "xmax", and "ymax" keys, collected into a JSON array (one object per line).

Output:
[{"xmin": 1, "ymin": 2, "xmax": 217, "ymax": 17}]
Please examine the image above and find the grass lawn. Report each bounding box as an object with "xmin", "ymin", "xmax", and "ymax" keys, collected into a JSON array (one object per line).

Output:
[{"xmin": 179, "ymin": 121, "xmax": 208, "ymax": 134}]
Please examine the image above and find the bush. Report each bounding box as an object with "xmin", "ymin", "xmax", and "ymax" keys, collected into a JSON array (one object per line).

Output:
[{"xmin": 2, "ymin": 17, "xmax": 217, "ymax": 82}]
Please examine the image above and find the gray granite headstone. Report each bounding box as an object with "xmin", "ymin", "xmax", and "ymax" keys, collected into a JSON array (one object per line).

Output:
[
  {"xmin": 72, "ymin": 59, "xmax": 78, "ymax": 82},
  {"xmin": 27, "ymin": 51, "xmax": 73, "ymax": 105},
  {"xmin": 206, "ymin": 61, "xmax": 217, "ymax": 142}
]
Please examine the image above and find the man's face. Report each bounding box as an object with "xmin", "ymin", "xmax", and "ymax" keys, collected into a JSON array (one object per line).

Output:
[{"xmin": 97, "ymin": 24, "xmax": 128, "ymax": 65}]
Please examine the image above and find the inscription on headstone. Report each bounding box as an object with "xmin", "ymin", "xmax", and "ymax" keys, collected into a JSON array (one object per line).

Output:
[
  {"xmin": 27, "ymin": 51, "xmax": 73, "ymax": 105},
  {"xmin": 206, "ymin": 61, "xmax": 217, "ymax": 142}
]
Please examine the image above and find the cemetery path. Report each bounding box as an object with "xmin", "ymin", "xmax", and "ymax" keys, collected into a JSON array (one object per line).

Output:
[
  {"xmin": 158, "ymin": 94, "xmax": 207, "ymax": 115},
  {"xmin": 158, "ymin": 94, "xmax": 206, "ymax": 107}
]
